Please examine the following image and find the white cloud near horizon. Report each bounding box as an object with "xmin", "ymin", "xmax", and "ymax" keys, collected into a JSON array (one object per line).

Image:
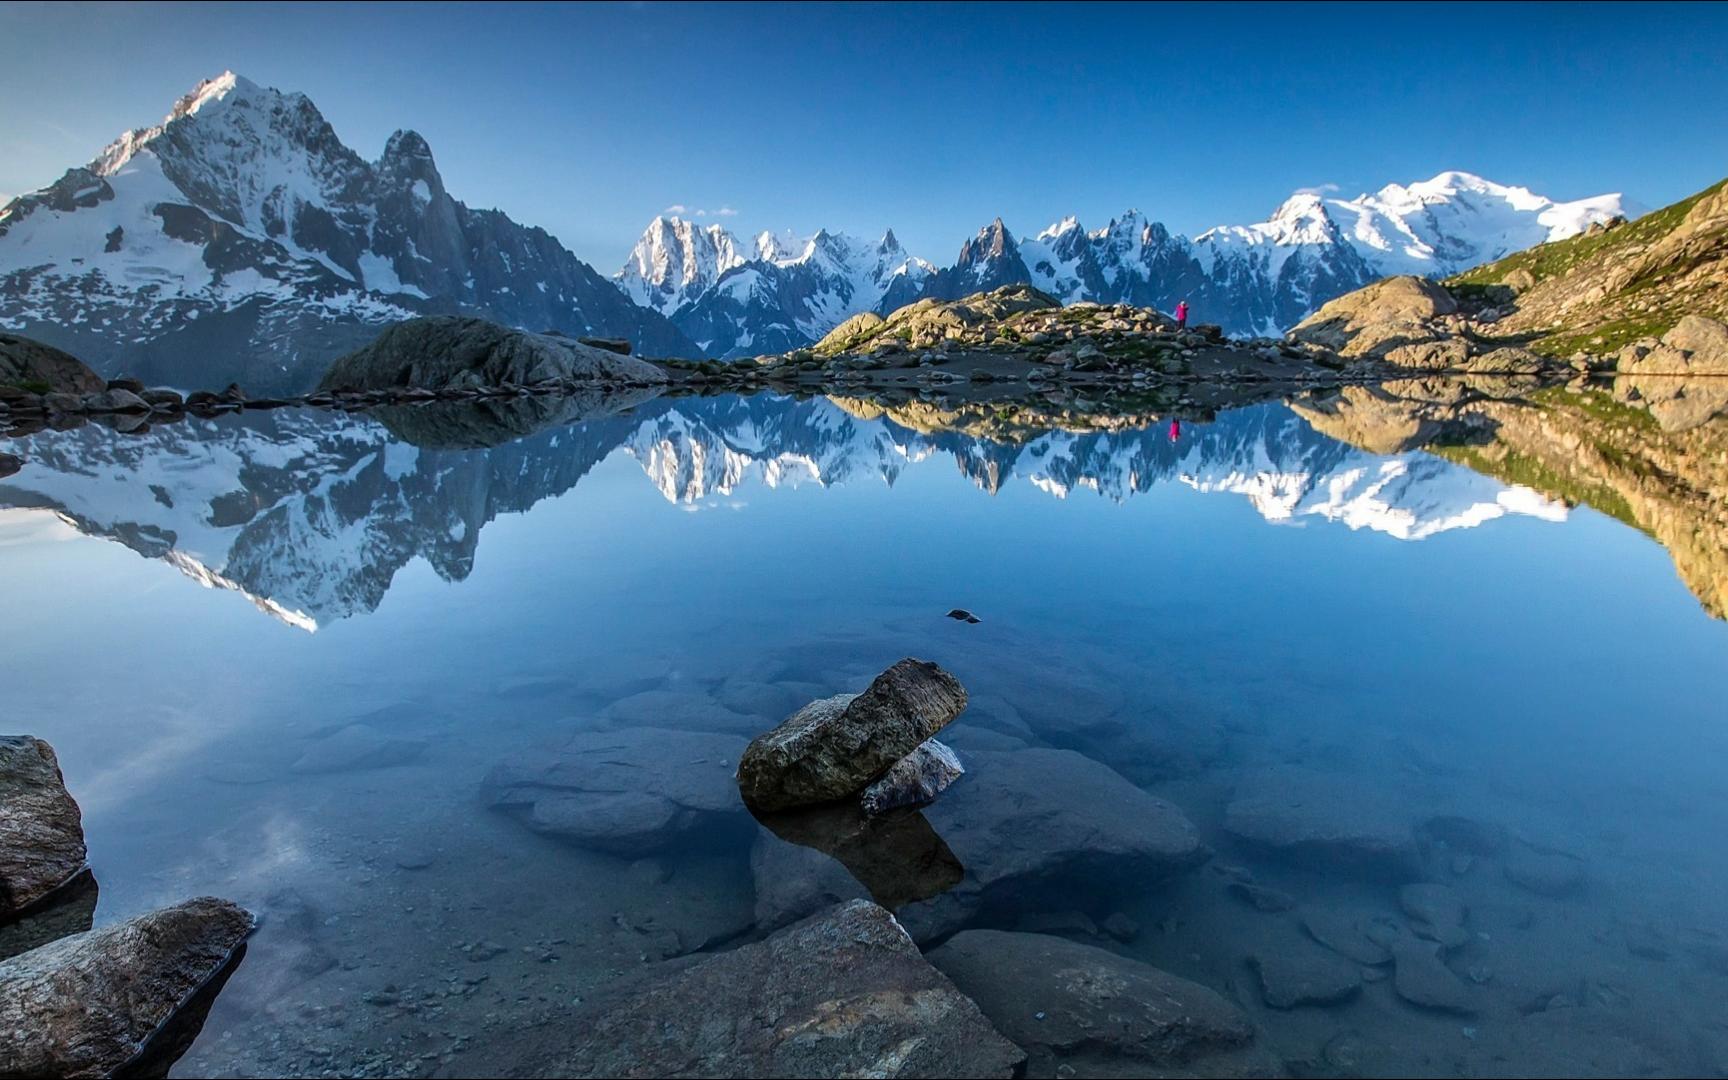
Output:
[
  {"xmin": 1293, "ymin": 183, "xmax": 1341, "ymax": 196},
  {"xmin": 662, "ymin": 203, "xmax": 739, "ymax": 218}
]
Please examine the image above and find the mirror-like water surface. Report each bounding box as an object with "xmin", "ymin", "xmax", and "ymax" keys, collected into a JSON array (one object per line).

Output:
[{"xmin": 4, "ymin": 384, "xmax": 1727, "ymax": 1078}]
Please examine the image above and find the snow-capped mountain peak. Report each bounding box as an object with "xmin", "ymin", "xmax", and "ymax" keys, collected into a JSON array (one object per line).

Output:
[
  {"xmin": 1, "ymin": 72, "xmax": 695, "ymax": 391},
  {"xmin": 614, "ymin": 215, "xmax": 748, "ymax": 316},
  {"xmin": 617, "ymin": 219, "xmax": 935, "ymax": 359}
]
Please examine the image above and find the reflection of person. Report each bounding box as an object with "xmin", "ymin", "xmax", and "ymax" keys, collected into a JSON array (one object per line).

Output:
[
  {"xmin": 1168, "ymin": 418, "xmax": 1181, "ymax": 443},
  {"xmin": 1175, "ymin": 300, "xmax": 1189, "ymax": 329}
]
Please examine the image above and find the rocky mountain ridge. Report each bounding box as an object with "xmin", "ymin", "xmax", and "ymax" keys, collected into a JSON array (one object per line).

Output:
[
  {"xmin": 0, "ymin": 72, "xmax": 696, "ymax": 394},
  {"xmin": 618, "ymin": 172, "xmax": 1634, "ymax": 356}
]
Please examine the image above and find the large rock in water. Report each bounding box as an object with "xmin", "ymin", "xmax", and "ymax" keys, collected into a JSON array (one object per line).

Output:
[
  {"xmin": 0, "ymin": 896, "xmax": 254, "ymax": 1079},
  {"xmin": 317, "ymin": 315, "xmax": 668, "ymax": 392},
  {"xmin": 0, "ymin": 736, "xmax": 87, "ymax": 920},
  {"xmin": 503, "ymin": 899, "xmax": 1024, "ymax": 1079},
  {"xmin": 483, "ymin": 728, "xmax": 752, "ymax": 855},
  {"xmin": 1287, "ymin": 275, "xmax": 1459, "ymax": 358},
  {"xmin": 736, "ymin": 658, "xmax": 968, "ymax": 812},
  {"xmin": 928, "ymin": 930, "xmax": 1277, "ymax": 1077},
  {"xmin": 0, "ymin": 333, "xmax": 106, "ymax": 394}
]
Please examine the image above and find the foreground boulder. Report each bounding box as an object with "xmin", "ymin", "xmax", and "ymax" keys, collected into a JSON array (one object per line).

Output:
[
  {"xmin": 0, "ymin": 333, "xmax": 105, "ymax": 394},
  {"xmin": 736, "ymin": 658, "xmax": 968, "ymax": 812},
  {"xmin": 0, "ymin": 896, "xmax": 254, "ymax": 1079},
  {"xmin": 928, "ymin": 929, "xmax": 1276, "ymax": 1077},
  {"xmin": 0, "ymin": 735, "xmax": 87, "ymax": 920},
  {"xmin": 483, "ymin": 728, "xmax": 751, "ymax": 854},
  {"xmin": 501, "ymin": 899, "xmax": 1025, "ymax": 1078},
  {"xmin": 317, "ymin": 315, "xmax": 668, "ymax": 392}
]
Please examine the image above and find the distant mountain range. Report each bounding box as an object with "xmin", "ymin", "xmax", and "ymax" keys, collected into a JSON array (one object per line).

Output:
[
  {"xmin": 0, "ymin": 397, "xmax": 1561, "ymax": 629},
  {"xmin": 616, "ymin": 174, "xmax": 1635, "ymax": 356},
  {"xmin": 0, "ymin": 73, "xmax": 695, "ymax": 393},
  {"xmin": 0, "ymin": 71, "xmax": 1638, "ymax": 386}
]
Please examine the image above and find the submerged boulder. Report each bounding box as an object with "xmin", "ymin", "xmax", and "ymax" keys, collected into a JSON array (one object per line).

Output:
[
  {"xmin": 0, "ymin": 736, "xmax": 87, "ymax": 921},
  {"xmin": 483, "ymin": 728, "xmax": 751, "ymax": 855},
  {"xmin": 928, "ymin": 929, "xmax": 1275, "ymax": 1077},
  {"xmin": 0, "ymin": 333, "xmax": 105, "ymax": 394},
  {"xmin": 904, "ymin": 748, "xmax": 1205, "ymax": 939},
  {"xmin": 0, "ymin": 896, "xmax": 254, "ymax": 1079},
  {"xmin": 736, "ymin": 658, "xmax": 967, "ymax": 812},
  {"xmin": 753, "ymin": 747, "xmax": 1206, "ymax": 942},
  {"xmin": 1223, "ymin": 767, "xmax": 1420, "ymax": 879},
  {"xmin": 506, "ymin": 899, "xmax": 1024, "ymax": 1078},
  {"xmin": 317, "ymin": 315, "xmax": 668, "ymax": 392}
]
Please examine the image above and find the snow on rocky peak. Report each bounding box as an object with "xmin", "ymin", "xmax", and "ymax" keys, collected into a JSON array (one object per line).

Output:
[
  {"xmin": 615, "ymin": 218, "xmax": 934, "ymax": 359},
  {"xmin": 615, "ymin": 215, "xmax": 749, "ymax": 316},
  {"xmin": 0, "ymin": 72, "xmax": 696, "ymax": 392}
]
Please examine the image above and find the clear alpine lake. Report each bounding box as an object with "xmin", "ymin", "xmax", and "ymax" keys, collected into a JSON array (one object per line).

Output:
[{"xmin": 3, "ymin": 380, "xmax": 1728, "ymax": 1076}]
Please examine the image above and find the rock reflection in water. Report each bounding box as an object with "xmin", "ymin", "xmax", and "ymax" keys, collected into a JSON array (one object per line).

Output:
[
  {"xmin": 751, "ymin": 802, "xmax": 964, "ymax": 915},
  {"xmin": 0, "ymin": 867, "xmax": 98, "ymax": 962}
]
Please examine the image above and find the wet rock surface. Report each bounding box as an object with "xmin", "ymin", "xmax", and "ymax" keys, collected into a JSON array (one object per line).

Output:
[
  {"xmin": 736, "ymin": 658, "xmax": 967, "ymax": 812},
  {"xmin": 496, "ymin": 899, "xmax": 1024, "ymax": 1078},
  {"xmin": 0, "ymin": 896, "xmax": 254, "ymax": 1079},
  {"xmin": 928, "ymin": 929, "xmax": 1276, "ymax": 1077},
  {"xmin": 0, "ymin": 735, "xmax": 87, "ymax": 920},
  {"xmin": 483, "ymin": 728, "xmax": 751, "ymax": 854}
]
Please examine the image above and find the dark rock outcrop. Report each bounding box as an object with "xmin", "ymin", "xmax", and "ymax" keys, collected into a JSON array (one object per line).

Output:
[
  {"xmin": 318, "ymin": 316, "xmax": 668, "ymax": 392},
  {"xmin": 0, "ymin": 333, "xmax": 105, "ymax": 394},
  {"xmin": 736, "ymin": 658, "xmax": 967, "ymax": 812},
  {"xmin": 501, "ymin": 899, "xmax": 1024, "ymax": 1078},
  {"xmin": 0, "ymin": 896, "xmax": 254, "ymax": 1079}
]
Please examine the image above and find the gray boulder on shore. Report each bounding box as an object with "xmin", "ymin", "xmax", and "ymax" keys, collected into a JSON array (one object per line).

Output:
[
  {"xmin": 736, "ymin": 658, "xmax": 968, "ymax": 812},
  {"xmin": 317, "ymin": 315, "xmax": 668, "ymax": 393},
  {"xmin": 0, "ymin": 735, "xmax": 87, "ymax": 921},
  {"xmin": 0, "ymin": 896, "xmax": 255, "ymax": 1079}
]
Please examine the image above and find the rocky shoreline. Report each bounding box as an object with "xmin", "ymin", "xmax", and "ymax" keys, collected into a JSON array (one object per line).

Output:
[{"xmin": 2, "ymin": 287, "xmax": 1631, "ymax": 446}]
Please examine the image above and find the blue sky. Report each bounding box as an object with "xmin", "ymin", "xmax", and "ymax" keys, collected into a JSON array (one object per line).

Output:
[{"xmin": 2, "ymin": 1, "xmax": 1725, "ymax": 270}]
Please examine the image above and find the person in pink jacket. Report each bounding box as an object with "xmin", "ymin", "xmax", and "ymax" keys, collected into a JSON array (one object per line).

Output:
[{"xmin": 1175, "ymin": 300, "xmax": 1189, "ymax": 329}]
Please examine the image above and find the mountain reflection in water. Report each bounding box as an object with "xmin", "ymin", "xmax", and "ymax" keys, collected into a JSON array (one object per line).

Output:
[
  {"xmin": 13, "ymin": 378, "xmax": 1707, "ymax": 629},
  {"xmin": 5, "ymin": 377, "xmax": 1728, "ymax": 1078}
]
